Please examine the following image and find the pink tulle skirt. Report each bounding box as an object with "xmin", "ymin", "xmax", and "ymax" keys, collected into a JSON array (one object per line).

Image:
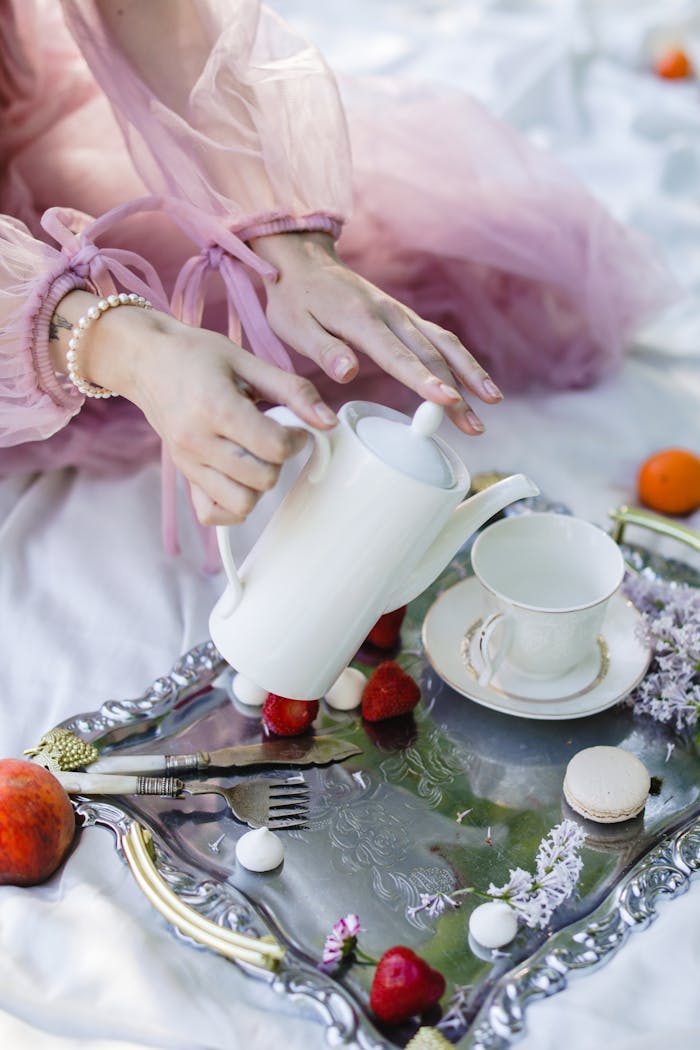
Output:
[
  {"xmin": 0, "ymin": 76, "xmax": 676, "ymax": 476},
  {"xmin": 337, "ymin": 77, "xmax": 676, "ymax": 393}
]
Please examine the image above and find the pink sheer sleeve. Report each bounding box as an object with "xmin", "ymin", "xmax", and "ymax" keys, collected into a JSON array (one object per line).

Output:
[
  {"xmin": 60, "ymin": 0, "xmax": 352, "ymax": 237},
  {"xmin": 0, "ymin": 214, "xmax": 86, "ymax": 447}
]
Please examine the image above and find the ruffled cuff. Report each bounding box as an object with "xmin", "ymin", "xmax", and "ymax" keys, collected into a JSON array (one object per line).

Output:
[
  {"xmin": 236, "ymin": 213, "xmax": 344, "ymax": 243},
  {"xmin": 29, "ymin": 267, "xmax": 88, "ymax": 412}
]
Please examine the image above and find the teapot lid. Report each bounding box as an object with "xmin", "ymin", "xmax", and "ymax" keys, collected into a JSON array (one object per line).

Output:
[{"xmin": 355, "ymin": 401, "xmax": 454, "ymax": 487}]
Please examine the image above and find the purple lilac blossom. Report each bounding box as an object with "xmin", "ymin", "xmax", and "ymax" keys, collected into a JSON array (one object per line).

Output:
[
  {"xmin": 437, "ymin": 984, "xmax": 474, "ymax": 1037},
  {"xmin": 622, "ymin": 574, "xmax": 700, "ymax": 733},
  {"xmin": 407, "ymin": 891, "xmax": 460, "ymax": 919},
  {"xmin": 488, "ymin": 820, "xmax": 586, "ymax": 929},
  {"xmin": 403, "ymin": 822, "xmax": 586, "ymax": 931}
]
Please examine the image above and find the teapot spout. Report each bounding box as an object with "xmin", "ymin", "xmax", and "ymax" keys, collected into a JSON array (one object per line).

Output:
[{"xmin": 383, "ymin": 473, "xmax": 539, "ymax": 611}]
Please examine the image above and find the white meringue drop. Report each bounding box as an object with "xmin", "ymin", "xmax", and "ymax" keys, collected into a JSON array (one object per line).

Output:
[
  {"xmin": 232, "ymin": 673, "xmax": 268, "ymax": 707},
  {"xmin": 468, "ymin": 901, "xmax": 518, "ymax": 949},
  {"xmin": 325, "ymin": 667, "xmax": 366, "ymax": 710},
  {"xmin": 235, "ymin": 827, "xmax": 285, "ymax": 872}
]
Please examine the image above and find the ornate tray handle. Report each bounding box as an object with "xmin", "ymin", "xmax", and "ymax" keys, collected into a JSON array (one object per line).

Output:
[
  {"xmin": 608, "ymin": 505, "xmax": 700, "ymax": 553},
  {"xmin": 121, "ymin": 822, "xmax": 285, "ymax": 971}
]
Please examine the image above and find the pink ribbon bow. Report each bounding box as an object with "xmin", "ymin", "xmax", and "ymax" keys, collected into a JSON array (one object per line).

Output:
[
  {"xmin": 166, "ymin": 197, "xmax": 292, "ymax": 368},
  {"xmin": 42, "ymin": 195, "xmax": 296, "ymax": 574},
  {"xmin": 41, "ymin": 198, "xmax": 170, "ymax": 312}
]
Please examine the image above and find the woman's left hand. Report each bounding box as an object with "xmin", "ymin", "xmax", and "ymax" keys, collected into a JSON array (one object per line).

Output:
[{"xmin": 250, "ymin": 231, "xmax": 503, "ymax": 435}]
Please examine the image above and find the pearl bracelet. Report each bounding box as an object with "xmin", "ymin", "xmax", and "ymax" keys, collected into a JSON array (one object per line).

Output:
[{"xmin": 66, "ymin": 292, "xmax": 152, "ymax": 398}]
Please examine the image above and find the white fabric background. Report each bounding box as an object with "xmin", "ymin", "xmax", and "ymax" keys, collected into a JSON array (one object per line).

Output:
[{"xmin": 2, "ymin": 2, "xmax": 700, "ymax": 1049}]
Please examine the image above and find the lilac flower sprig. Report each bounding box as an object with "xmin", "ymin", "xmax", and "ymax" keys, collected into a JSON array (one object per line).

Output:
[
  {"xmin": 622, "ymin": 574, "xmax": 700, "ymax": 734},
  {"xmin": 407, "ymin": 890, "xmax": 461, "ymax": 920},
  {"xmin": 321, "ymin": 821, "xmax": 586, "ymax": 976},
  {"xmin": 405, "ymin": 819, "xmax": 586, "ymax": 931},
  {"xmin": 437, "ymin": 983, "xmax": 474, "ymax": 1037},
  {"xmin": 487, "ymin": 819, "xmax": 585, "ymax": 928}
]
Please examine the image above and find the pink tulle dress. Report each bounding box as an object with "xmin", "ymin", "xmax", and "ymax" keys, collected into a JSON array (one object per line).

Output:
[{"xmin": 0, "ymin": 0, "xmax": 676, "ymax": 487}]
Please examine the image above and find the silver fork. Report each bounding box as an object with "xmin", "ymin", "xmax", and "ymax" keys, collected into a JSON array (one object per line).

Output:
[
  {"xmin": 55, "ymin": 771, "xmax": 310, "ymax": 830},
  {"xmin": 183, "ymin": 777, "xmax": 310, "ymax": 829}
]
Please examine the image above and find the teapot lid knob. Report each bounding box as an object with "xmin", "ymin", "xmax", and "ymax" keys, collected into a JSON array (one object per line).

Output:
[
  {"xmin": 354, "ymin": 399, "xmax": 454, "ymax": 487},
  {"xmin": 410, "ymin": 401, "xmax": 444, "ymax": 437}
]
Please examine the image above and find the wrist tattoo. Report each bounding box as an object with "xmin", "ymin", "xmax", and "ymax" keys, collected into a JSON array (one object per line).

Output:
[{"xmin": 49, "ymin": 311, "xmax": 73, "ymax": 341}]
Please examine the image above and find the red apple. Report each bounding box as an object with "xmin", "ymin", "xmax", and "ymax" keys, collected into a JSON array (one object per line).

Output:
[{"xmin": 0, "ymin": 758, "xmax": 76, "ymax": 886}]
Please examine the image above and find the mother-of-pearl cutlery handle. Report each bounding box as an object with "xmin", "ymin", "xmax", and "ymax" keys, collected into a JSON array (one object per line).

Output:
[
  {"xmin": 54, "ymin": 771, "xmax": 185, "ymax": 796},
  {"xmin": 88, "ymin": 753, "xmax": 200, "ymax": 774}
]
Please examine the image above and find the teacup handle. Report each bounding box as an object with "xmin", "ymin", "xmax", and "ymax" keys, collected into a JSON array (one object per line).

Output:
[
  {"xmin": 478, "ymin": 612, "xmax": 514, "ymax": 686},
  {"xmin": 215, "ymin": 407, "xmax": 333, "ymax": 617}
]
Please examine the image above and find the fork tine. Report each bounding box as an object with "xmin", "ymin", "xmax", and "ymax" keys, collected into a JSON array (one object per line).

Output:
[
  {"xmin": 267, "ymin": 803, "xmax": 309, "ymax": 818},
  {"xmin": 269, "ymin": 785, "xmax": 309, "ymax": 799},
  {"xmin": 267, "ymin": 815, "xmax": 309, "ymax": 829},
  {"xmin": 265, "ymin": 778, "xmax": 307, "ymax": 788}
]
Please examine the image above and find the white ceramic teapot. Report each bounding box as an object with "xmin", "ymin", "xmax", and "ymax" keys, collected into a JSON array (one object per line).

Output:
[{"xmin": 210, "ymin": 399, "xmax": 538, "ymax": 699}]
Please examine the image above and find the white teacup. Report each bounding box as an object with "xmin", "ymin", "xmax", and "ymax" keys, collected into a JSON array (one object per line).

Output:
[{"xmin": 470, "ymin": 513, "xmax": 625, "ymax": 687}]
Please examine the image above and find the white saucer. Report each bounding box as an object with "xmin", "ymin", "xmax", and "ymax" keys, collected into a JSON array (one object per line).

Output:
[{"xmin": 422, "ymin": 577, "xmax": 652, "ymax": 720}]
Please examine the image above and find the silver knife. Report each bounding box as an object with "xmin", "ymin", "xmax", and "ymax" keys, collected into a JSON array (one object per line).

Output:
[{"xmin": 85, "ymin": 735, "xmax": 361, "ymax": 775}]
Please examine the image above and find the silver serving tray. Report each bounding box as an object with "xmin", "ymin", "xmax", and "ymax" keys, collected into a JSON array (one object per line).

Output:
[{"xmin": 61, "ymin": 526, "xmax": 700, "ymax": 1050}]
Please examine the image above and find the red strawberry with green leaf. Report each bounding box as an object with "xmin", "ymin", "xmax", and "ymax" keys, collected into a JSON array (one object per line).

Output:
[
  {"xmin": 361, "ymin": 662, "xmax": 420, "ymax": 722},
  {"xmin": 262, "ymin": 695, "xmax": 319, "ymax": 736},
  {"xmin": 365, "ymin": 606, "xmax": 407, "ymax": 650},
  {"xmin": 370, "ymin": 946, "xmax": 446, "ymax": 1024}
]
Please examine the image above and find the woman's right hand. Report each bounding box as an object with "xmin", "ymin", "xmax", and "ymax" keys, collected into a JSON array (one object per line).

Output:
[{"xmin": 50, "ymin": 290, "xmax": 338, "ymax": 525}]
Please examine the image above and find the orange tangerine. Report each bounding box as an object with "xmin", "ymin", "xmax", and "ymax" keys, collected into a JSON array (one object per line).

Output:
[
  {"xmin": 654, "ymin": 47, "xmax": 694, "ymax": 80},
  {"xmin": 637, "ymin": 448, "xmax": 700, "ymax": 515}
]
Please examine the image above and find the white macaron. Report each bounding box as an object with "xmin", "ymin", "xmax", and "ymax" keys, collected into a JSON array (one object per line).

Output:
[{"xmin": 563, "ymin": 746, "xmax": 650, "ymax": 824}]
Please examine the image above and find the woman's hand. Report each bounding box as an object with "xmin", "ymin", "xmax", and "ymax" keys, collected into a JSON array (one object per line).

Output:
[
  {"xmin": 251, "ymin": 231, "xmax": 503, "ymax": 434},
  {"xmin": 50, "ymin": 290, "xmax": 337, "ymax": 525}
]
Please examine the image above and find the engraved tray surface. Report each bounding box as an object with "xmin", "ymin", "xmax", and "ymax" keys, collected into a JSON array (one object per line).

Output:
[{"xmin": 64, "ymin": 539, "xmax": 700, "ymax": 1050}]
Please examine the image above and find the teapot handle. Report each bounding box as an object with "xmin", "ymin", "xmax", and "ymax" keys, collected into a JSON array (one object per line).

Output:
[{"xmin": 215, "ymin": 408, "xmax": 333, "ymax": 616}]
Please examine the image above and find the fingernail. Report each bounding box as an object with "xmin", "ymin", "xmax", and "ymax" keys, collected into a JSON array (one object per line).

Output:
[
  {"xmin": 333, "ymin": 356, "xmax": 355, "ymax": 381},
  {"xmin": 425, "ymin": 377, "xmax": 462, "ymax": 402},
  {"xmin": 467, "ymin": 410, "xmax": 485, "ymax": 432},
  {"xmin": 289, "ymin": 427, "xmax": 311, "ymax": 450},
  {"xmin": 483, "ymin": 378, "xmax": 503, "ymax": 400},
  {"xmin": 440, "ymin": 382, "xmax": 462, "ymax": 401},
  {"xmin": 314, "ymin": 403, "xmax": 338, "ymax": 426}
]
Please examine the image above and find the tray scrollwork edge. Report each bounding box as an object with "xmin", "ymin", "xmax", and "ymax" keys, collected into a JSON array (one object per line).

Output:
[
  {"xmin": 66, "ymin": 640, "xmax": 700, "ymax": 1050},
  {"xmin": 65, "ymin": 640, "xmax": 390, "ymax": 1050},
  {"xmin": 75, "ymin": 795, "xmax": 387, "ymax": 1050},
  {"xmin": 465, "ymin": 814, "xmax": 700, "ymax": 1049}
]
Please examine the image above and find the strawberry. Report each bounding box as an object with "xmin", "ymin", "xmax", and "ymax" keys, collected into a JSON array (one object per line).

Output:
[
  {"xmin": 370, "ymin": 946, "xmax": 445, "ymax": 1025},
  {"xmin": 362, "ymin": 712, "xmax": 418, "ymax": 753},
  {"xmin": 365, "ymin": 606, "xmax": 407, "ymax": 650},
  {"xmin": 262, "ymin": 694, "xmax": 319, "ymax": 736},
  {"xmin": 361, "ymin": 661, "xmax": 420, "ymax": 722}
]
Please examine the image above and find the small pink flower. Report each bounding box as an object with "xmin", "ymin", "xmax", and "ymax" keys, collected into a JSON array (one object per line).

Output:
[{"xmin": 321, "ymin": 913, "xmax": 362, "ymax": 970}]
